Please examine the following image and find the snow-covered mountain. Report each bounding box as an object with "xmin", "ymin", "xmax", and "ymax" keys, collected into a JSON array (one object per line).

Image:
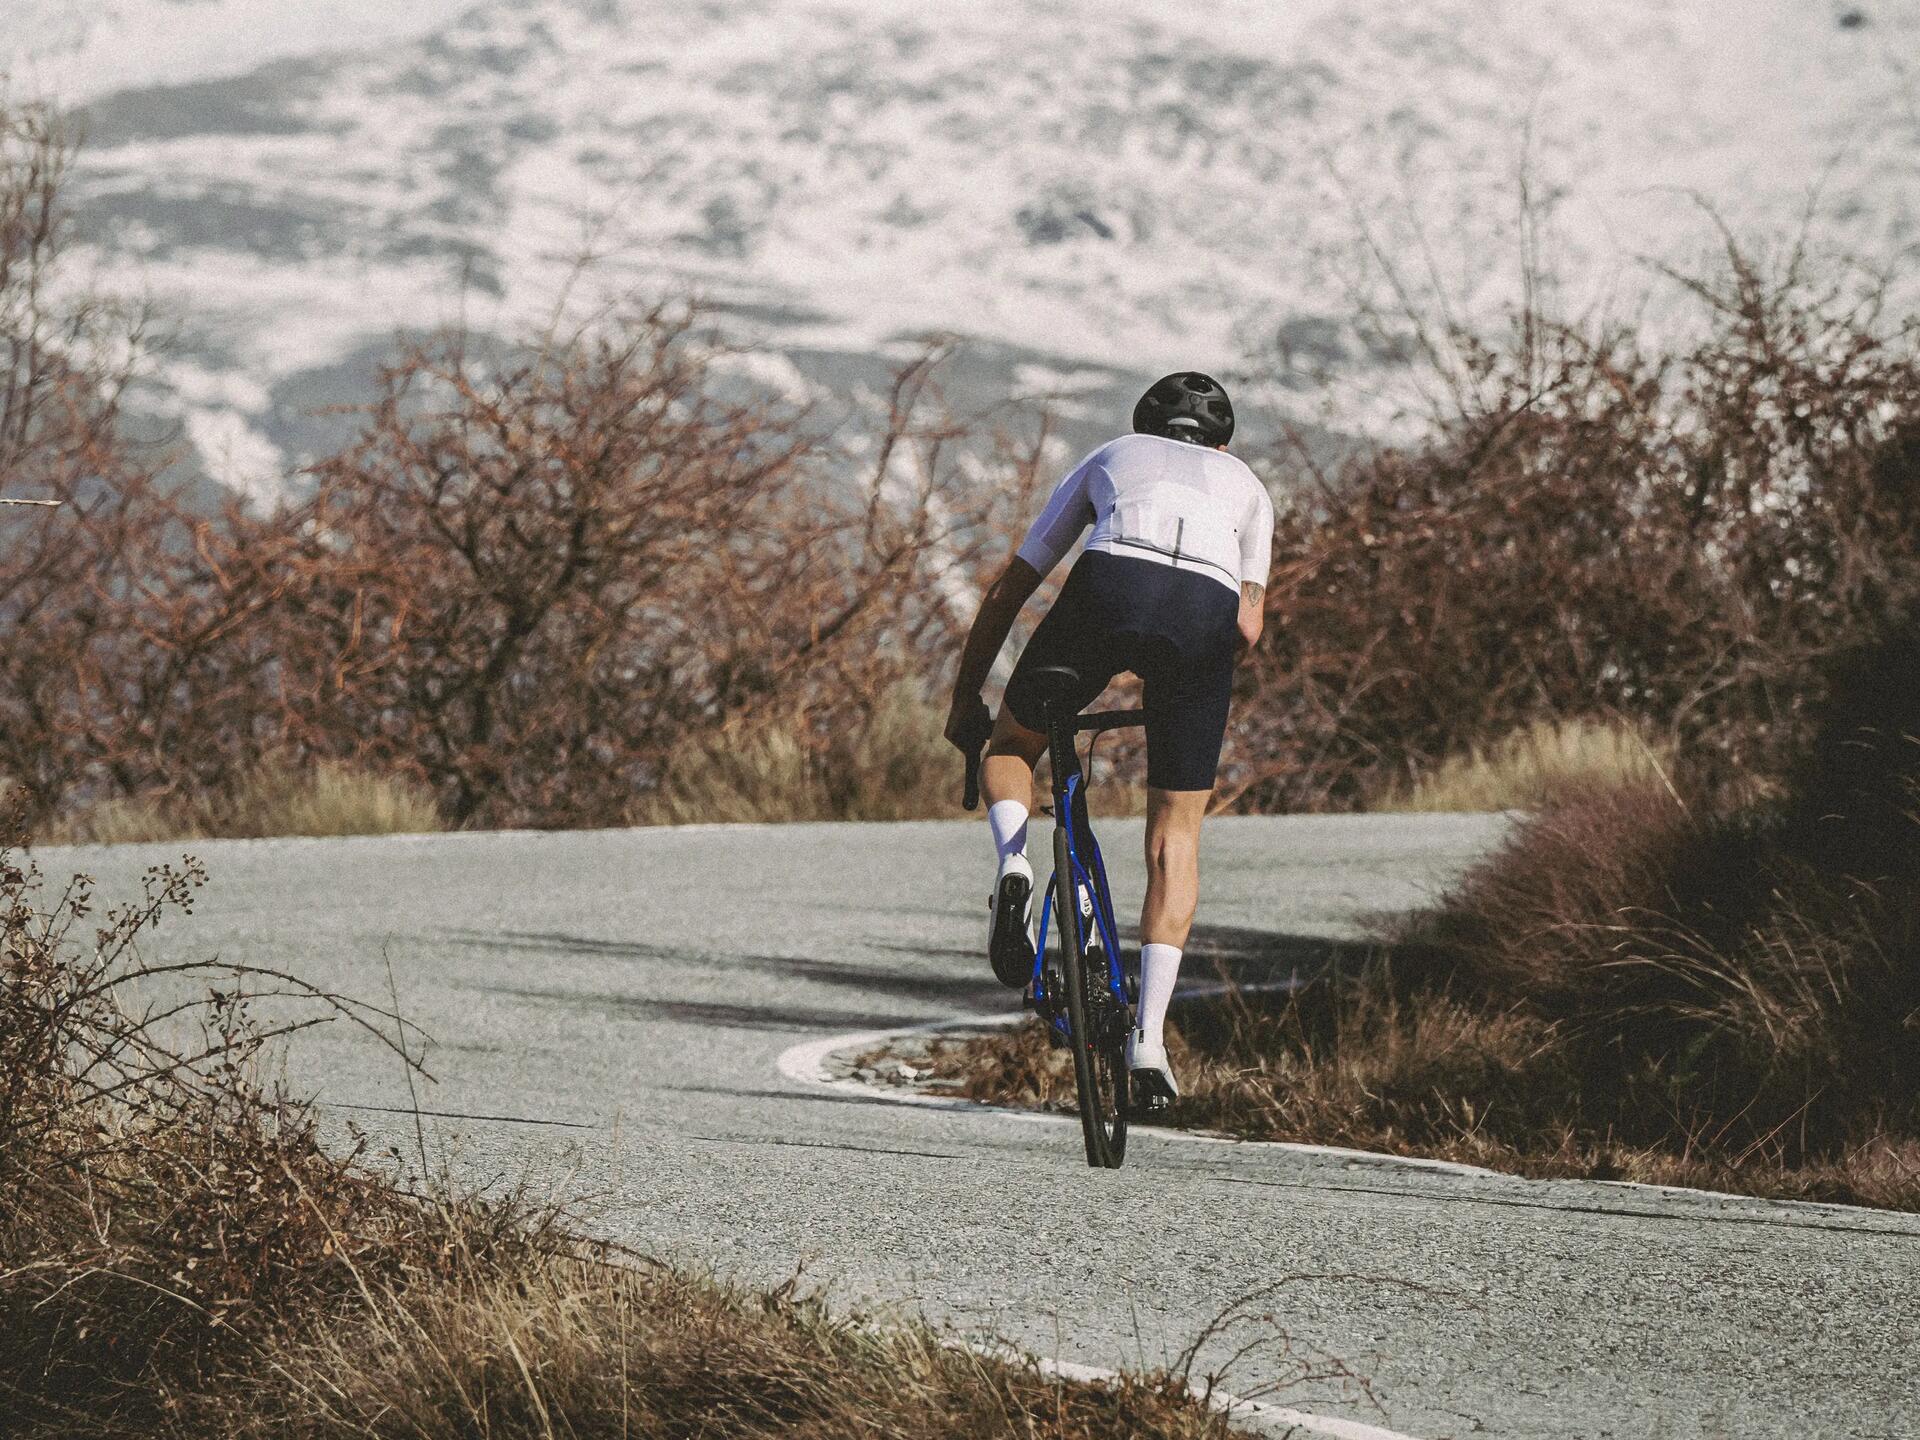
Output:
[{"xmin": 6, "ymin": 0, "xmax": 1919, "ymax": 498}]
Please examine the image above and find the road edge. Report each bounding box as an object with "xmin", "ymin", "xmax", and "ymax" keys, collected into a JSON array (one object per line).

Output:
[
  {"xmin": 775, "ymin": 1009, "xmax": 1500, "ymax": 1177},
  {"xmin": 778, "ymin": 1010, "xmax": 1920, "ymax": 1226}
]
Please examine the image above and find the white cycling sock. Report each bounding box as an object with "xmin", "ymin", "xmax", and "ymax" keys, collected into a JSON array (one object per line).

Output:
[
  {"xmin": 987, "ymin": 800, "xmax": 1029, "ymax": 875},
  {"xmin": 1136, "ymin": 943, "xmax": 1183, "ymax": 1046}
]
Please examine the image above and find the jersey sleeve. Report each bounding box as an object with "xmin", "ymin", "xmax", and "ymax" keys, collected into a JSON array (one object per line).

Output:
[
  {"xmin": 1240, "ymin": 478, "xmax": 1274, "ymax": 588},
  {"xmin": 1014, "ymin": 447, "xmax": 1101, "ymax": 577}
]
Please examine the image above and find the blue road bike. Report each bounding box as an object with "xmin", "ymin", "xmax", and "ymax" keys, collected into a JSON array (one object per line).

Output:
[{"xmin": 965, "ymin": 666, "xmax": 1146, "ymax": 1169}]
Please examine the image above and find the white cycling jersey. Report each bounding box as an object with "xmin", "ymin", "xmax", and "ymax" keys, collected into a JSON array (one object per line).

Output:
[{"xmin": 1015, "ymin": 433, "xmax": 1274, "ymax": 595}]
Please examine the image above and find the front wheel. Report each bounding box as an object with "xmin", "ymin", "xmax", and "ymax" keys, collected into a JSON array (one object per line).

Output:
[{"xmin": 1053, "ymin": 827, "xmax": 1128, "ymax": 1169}]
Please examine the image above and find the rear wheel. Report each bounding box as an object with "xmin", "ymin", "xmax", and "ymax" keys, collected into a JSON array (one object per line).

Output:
[{"xmin": 1053, "ymin": 827, "xmax": 1128, "ymax": 1168}]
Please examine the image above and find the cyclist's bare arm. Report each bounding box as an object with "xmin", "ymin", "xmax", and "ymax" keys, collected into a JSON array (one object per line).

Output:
[
  {"xmin": 945, "ymin": 556, "xmax": 1044, "ymax": 748},
  {"xmin": 1237, "ymin": 581, "xmax": 1265, "ymax": 653}
]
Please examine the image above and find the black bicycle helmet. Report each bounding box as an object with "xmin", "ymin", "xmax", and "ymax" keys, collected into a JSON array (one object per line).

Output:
[{"xmin": 1132, "ymin": 371, "xmax": 1234, "ymax": 447}]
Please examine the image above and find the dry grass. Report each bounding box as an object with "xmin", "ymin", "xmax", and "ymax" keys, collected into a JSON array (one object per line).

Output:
[
  {"xmin": 1368, "ymin": 718, "xmax": 1675, "ymax": 813},
  {"xmin": 631, "ymin": 683, "xmax": 1154, "ymax": 827},
  {"xmin": 34, "ymin": 760, "xmax": 443, "ymax": 844},
  {"xmin": 932, "ymin": 984, "xmax": 1920, "ymax": 1211},
  {"xmin": 634, "ymin": 684, "xmax": 967, "ymax": 825},
  {"xmin": 0, "ymin": 836, "xmax": 1255, "ymax": 1438},
  {"xmin": 234, "ymin": 761, "xmax": 444, "ymax": 839},
  {"xmin": 211, "ymin": 1258, "xmax": 1245, "ymax": 1440},
  {"xmin": 28, "ymin": 685, "xmax": 1116, "ymax": 838}
]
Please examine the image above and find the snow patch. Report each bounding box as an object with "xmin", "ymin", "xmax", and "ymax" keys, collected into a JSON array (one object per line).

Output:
[
  {"xmin": 183, "ymin": 407, "xmax": 285, "ymax": 509},
  {"xmin": 6, "ymin": 0, "xmax": 484, "ymax": 104},
  {"xmin": 7, "ymin": 0, "xmax": 1920, "ymax": 499}
]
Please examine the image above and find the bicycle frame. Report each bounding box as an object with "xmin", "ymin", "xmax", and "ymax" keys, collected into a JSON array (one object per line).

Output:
[
  {"xmin": 1030, "ymin": 711, "xmax": 1138, "ymax": 1038},
  {"xmin": 960, "ymin": 677, "xmax": 1144, "ymax": 1167}
]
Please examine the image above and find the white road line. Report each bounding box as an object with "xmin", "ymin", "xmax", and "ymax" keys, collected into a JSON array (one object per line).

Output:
[
  {"xmin": 779, "ymin": 1010, "xmax": 1920, "ymax": 1224},
  {"xmin": 774, "ymin": 1009, "xmax": 1500, "ymax": 1178},
  {"xmin": 784, "ymin": 1017, "xmax": 1439, "ymax": 1437},
  {"xmin": 776, "ymin": 1012, "xmax": 1062, "ymax": 1123},
  {"xmin": 1012, "ymin": 1352, "xmax": 1427, "ymax": 1440}
]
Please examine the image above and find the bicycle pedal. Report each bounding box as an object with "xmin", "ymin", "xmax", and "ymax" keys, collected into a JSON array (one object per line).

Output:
[{"xmin": 1130, "ymin": 1071, "xmax": 1176, "ymax": 1115}]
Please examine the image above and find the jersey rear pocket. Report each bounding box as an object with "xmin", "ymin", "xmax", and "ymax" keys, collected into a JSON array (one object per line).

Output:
[{"xmin": 1109, "ymin": 486, "xmax": 1239, "ymax": 579}]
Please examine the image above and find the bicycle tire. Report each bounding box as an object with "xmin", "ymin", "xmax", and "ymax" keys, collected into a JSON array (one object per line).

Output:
[{"xmin": 1053, "ymin": 827, "xmax": 1127, "ymax": 1168}]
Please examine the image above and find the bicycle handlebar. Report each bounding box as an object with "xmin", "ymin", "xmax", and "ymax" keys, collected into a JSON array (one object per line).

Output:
[{"xmin": 1075, "ymin": 707, "xmax": 1147, "ymax": 735}]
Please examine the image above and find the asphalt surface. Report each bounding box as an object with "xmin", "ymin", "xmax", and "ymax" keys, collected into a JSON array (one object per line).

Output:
[{"xmin": 40, "ymin": 816, "xmax": 1920, "ymax": 1439}]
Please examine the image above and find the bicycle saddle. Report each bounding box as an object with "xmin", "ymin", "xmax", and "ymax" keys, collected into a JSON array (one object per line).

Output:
[{"xmin": 1024, "ymin": 665, "xmax": 1083, "ymax": 711}]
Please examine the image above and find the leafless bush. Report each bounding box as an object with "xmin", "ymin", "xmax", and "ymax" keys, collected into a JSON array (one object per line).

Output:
[
  {"xmin": 199, "ymin": 329, "xmax": 1033, "ymax": 828},
  {"xmin": 0, "ymin": 102, "xmax": 182, "ymax": 822},
  {"xmin": 1229, "ymin": 231, "xmax": 1920, "ymax": 811},
  {"xmin": 7, "ymin": 313, "xmax": 1017, "ymax": 831},
  {"xmin": 0, "ymin": 99, "xmax": 1048, "ymax": 831}
]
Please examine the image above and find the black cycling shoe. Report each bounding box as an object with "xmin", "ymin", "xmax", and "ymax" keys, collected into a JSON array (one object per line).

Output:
[
  {"xmin": 988, "ymin": 864, "xmax": 1037, "ymax": 989},
  {"xmin": 1130, "ymin": 1071, "xmax": 1175, "ymax": 1116},
  {"xmin": 1126, "ymin": 1028, "xmax": 1178, "ymax": 1115}
]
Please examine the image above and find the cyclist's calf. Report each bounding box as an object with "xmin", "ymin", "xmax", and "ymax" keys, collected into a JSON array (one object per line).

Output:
[
  {"xmin": 1141, "ymin": 788, "xmax": 1208, "ymax": 948},
  {"xmin": 981, "ymin": 705, "xmax": 1048, "ymax": 810}
]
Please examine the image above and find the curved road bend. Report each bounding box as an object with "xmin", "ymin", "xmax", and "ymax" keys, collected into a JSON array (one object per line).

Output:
[{"xmin": 44, "ymin": 816, "xmax": 1920, "ymax": 1439}]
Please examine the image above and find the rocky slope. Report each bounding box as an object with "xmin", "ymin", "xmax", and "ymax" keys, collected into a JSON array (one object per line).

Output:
[{"xmin": 6, "ymin": 0, "xmax": 1917, "ymax": 496}]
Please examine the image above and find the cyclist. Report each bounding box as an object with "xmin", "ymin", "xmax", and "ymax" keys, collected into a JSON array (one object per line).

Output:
[{"xmin": 944, "ymin": 372, "xmax": 1272, "ymax": 1106}]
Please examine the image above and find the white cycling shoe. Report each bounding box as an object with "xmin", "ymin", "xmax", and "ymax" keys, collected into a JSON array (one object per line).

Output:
[
  {"xmin": 1126, "ymin": 1027, "xmax": 1179, "ymax": 1112},
  {"xmin": 987, "ymin": 853, "xmax": 1037, "ymax": 989}
]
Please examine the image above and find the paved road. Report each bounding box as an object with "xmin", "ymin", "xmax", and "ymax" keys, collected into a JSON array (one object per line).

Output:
[{"xmin": 41, "ymin": 817, "xmax": 1920, "ymax": 1439}]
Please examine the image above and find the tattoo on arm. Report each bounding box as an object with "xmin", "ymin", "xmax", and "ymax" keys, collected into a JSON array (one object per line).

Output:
[{"xmin": 1237, "ymin": 582, "xmax": 1265, "ymax": 653}]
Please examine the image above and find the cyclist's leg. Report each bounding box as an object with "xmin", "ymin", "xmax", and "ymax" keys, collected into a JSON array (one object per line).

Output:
[
  {"xmin": 981, "ymin": 706, "xmax": 1046, "ymax": 815},
  {"xmin": 1137, "ymin": 632, "xmax": 1232, "ymax": 952},
  {"xmin": 976, "ymin": 710, "xmax": 1052, "ymax": 987},
  {"xmin": 1131, "ymin": 616, "xmax": 1235, "ymax": 1079},
  {"xmin": 1141, "ymin": 786, "xmax": 1208, "ymax": 948},
  {"xmin": 1136, "ymin": 786, "xmax": 1208, "ymax": 1077},
  {"xmin": 985, "ymin": 577, "xmax": 1113, "ymax": 985}
]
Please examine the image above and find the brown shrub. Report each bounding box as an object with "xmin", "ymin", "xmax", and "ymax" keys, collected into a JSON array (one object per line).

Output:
[
  {"xmin": 1353, "ymin": 608, "xmax": 1920, "ymax": 1196},
  {"xmin": 0, "ymin": 103, "xmax": 189, "ymax": 822},
  {"xmin": 0, "ymin": 837, "xmax": 477, "ymax": 1427},
  {"xmin": 249, "ymin": 318, "xmax": 833, "ymax": 827},
  {"xmin": 1228, "ymin": 235, "xmax": 1920, "ymax": 811},
  {"xmin": 226, "ymin": 1259, "xmax": 1245, "ymax": 1440},
  {"xmin": 0, "ymin": 98, "xmax": 1037, "ymax": 832},
  {"xmin": 1405, "ymin": 613, "xmax": 1920, "ymax": 1159},
  {"xmin": 227, "ymin": 333, "xmax": 1036, "ymax": 829},
  {"xmin": 935, "ymin": 978, "xmax": 1920, "ymax": 1208}
]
